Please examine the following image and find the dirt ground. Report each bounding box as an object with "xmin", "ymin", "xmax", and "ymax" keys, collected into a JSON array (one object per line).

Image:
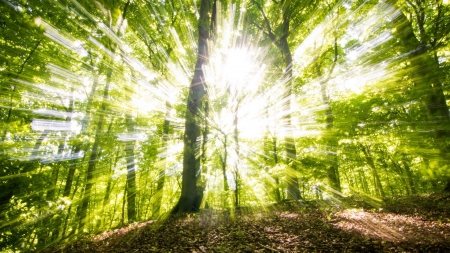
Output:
[{"xmin": 44, "ymin": 194, "xmax": 450, "ymax": 253}]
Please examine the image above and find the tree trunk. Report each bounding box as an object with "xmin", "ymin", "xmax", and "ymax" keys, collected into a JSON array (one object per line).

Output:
[
  {"xmin": 272, "ymin": 137, "xmax": 282, "ymax": 202},
  {"xmin": 219, "ymin": 132, "xmax": 229, "ymax": 208},
  {"xmin": 78, "ymin": 71, "xmax": 111, "ymax": 232},
  {"xmin": 233, "ymin": 106, "xmax": 240, "ymax": 209},
  {"xmin": 219, "ymin": 131, "xmax": 229, "ymax": 192},
  {"xmin": 172, "ymin": 0, "xmax": 210, "ymax": 214},
  {"xmin": 318, "ymin": 35, "xmax": 341, "ymax": 193},
  {"xmin": 279, "ymin": 36, "xmax": 301, "ymax": 200},
  {"xmin": 125, "ymin": 115, "xmax": 137, "ymax": 222},
  {"xmin": 392, "ymin": 4, "xmax": 450, "ymax": 191},
  {"xmin": 263, "ymin": 105, "xmax": 282, "ymax": 202},
  {"xmin": 359, "ymin": 169, "xmax": 370, "ymax": 194},
  {"xmin": 62, "ymin": 173, "xmax": 81, "ymax": 239},
  {"xmin": 153, "ymin": 102, "xmax": 171, "ymax": 217},
  {"xmin": 251, "ymin": 0, "xmax": 301, "ymax": 200},
  {"xmin": 402, "ymin": 159, "xmax": 417, "ymax": 195},
  {"xmin": 381, "ymin": 159, "xmax": 395, "ymax": 196},
  {"xmin": 361, "ymin": 145, "xmax": 385, "ymax": 198}
]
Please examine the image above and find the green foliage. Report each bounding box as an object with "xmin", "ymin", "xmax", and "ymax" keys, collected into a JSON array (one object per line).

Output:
[{"xmin": 0, "ymin": 0, "xmax": 449, "ymax": 251}]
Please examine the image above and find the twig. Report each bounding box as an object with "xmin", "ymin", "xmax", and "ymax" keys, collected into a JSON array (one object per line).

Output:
[{"xmin": 257, "ymin": 242, "xmax": 281, "ymax": 252}]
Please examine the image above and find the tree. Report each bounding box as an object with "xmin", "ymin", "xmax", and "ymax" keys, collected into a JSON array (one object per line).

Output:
[
  {"xmin": 172, "ymin": 0, "xmax": 211, "ymax": 213},
  {"xmin": 248, "ymin": 0, "xmax": 326, "ymax": 200},
  {"xmin": 389, "ymin": 0, "xmax": 450, "ymax": 191}
]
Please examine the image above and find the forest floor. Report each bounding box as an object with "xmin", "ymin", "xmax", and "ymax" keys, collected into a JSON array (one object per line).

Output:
[{"xmin": 45, "ymin": 193, "xmax": 450, "ymax": 253}]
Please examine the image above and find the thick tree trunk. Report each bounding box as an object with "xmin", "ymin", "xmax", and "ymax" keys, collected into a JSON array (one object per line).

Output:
[
  {"xmin": 392, "ymin": 4, "xmax": 450, "ymax": 191},
  {"xmin": 172, "ymin": 0, "xmax": 210, "ymax": 214}
]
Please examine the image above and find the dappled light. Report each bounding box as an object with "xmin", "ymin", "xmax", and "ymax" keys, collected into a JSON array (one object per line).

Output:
[{"xmin": 331, "ymin": 209, "xmax": 450, "ymax": 243}]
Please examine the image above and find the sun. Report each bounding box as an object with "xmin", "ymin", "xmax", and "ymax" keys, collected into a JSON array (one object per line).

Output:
[
  {"xmin": 222, "ymin": 47, "xmax": 260, "ymax": 88},
  {"xmin": 204, "ymin": 41, "xmax": 269, "ymax": 140}
]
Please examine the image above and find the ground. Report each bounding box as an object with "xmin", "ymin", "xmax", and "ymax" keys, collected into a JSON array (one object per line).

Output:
[{"xmin": 45, "ymin": 194, "xmax": 450, "ymax": 252}]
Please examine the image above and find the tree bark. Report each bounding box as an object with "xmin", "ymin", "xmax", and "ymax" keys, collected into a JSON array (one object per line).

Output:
[
  {"xmin": 391, "ymin": 2, "xmax": 450, "ymax": 191},
  {"xmin": 172, "ymin": 0, "xmax": 210, "ymax": 214},
  {"xmin": 125, "ymin": 115, "xmax": 137, "ymax": 222}
]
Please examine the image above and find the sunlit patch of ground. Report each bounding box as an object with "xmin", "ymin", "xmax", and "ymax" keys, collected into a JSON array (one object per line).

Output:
[
  {"xmin": 91, "ymin": 220, "xmax": 154, "ymax": 242},
  {"xmin": 330, "ymin": 209, "xmax": 450, "ymax": 243}
]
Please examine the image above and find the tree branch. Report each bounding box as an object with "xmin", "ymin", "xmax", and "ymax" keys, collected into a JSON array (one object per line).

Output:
[
  {"xmin": 18, "ymin": 39, "xmax": 42, "ymax": 75},
  {"xmin": 251, "ymin": 0, "xmax": 280, "ymax": 46}
]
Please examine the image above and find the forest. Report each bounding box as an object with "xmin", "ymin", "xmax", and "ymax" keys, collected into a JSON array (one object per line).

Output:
[{"xmin": 0, "ymin": 0, "xmax": 449, "ymax": 252}]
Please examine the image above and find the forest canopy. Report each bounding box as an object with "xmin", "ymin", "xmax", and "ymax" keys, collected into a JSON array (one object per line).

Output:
[{"xmin": 0, "ymin": 0, "xmax": 449, "ymax": 252}]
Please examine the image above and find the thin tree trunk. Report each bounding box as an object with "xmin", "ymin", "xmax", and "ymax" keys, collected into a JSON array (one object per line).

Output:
[
  {"xmin": 124, "ymin": 115, "xmax": 137, "ymax": 222},
  {"xmin": 360, "ymin": 145, "xmax": 385, "ymax": 198},
  {"xmin": 62, "ymin": 173, "xmax": 81, "ymax": 239},
  {"xmin": 402, "ymin": 159, "xmax": 417, "ymax": 195},
  {"xmin": 390, "ymin": 156, "xmax": 411, "ymax": 195},
  {"xmin": 78, "ymin": 70, "xmax": 112, "ymax": 232},
  {"xmin": 98, "ymin": 148, "xmax": 119, "ymax": 230},
  {"xmin": 263, "ymin": 103, "xmax": 282, "ymax": 202},
  {"xmin": 46, "ymin": 97, "xmax": 73, "ymax": 200},
  {"xmin": 152, "ymin": 102, "xmax": 171, "ymax": 217},
  {"xmin": 280, "ymin": 36, "xmax": 301, "ymax": 200},
  {"xmin": 233, "ymin": 99, "xmax": 240, "ymax": 208},
  {"xmin": 219, "ymin": 131, "xmax": 229, "ymax": 192},
  {"xmin": 218, "ymin": 130, "xmax": 229, "ymax": 208},
  {"xmin": 359, "ymin": 169, "xmax": 370, "ymax": 194},
  {"xmin": 251, "ymin": 0, "xmax": 301, "ymax": 200},
  {"xmin": 381, "ymin": 159, "xmax": 395, "ymax": 196},
  {"xmin": 121, "ymin": 183, "xmax": 127, "ymax": 227},
  {"xmin": 317, "ymin": 34, "xmax": 341, "ymax": 193}
]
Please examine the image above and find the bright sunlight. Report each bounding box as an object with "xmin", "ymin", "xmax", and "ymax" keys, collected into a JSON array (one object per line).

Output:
[{"xmin": 1, "ymin": 0, "xmax": 450, "ymax": 252}]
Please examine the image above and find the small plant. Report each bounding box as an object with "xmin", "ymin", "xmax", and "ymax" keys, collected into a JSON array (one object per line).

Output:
[{"xmin": 235, "ymin": 228, "xmax": 245, "ymax": 237}]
